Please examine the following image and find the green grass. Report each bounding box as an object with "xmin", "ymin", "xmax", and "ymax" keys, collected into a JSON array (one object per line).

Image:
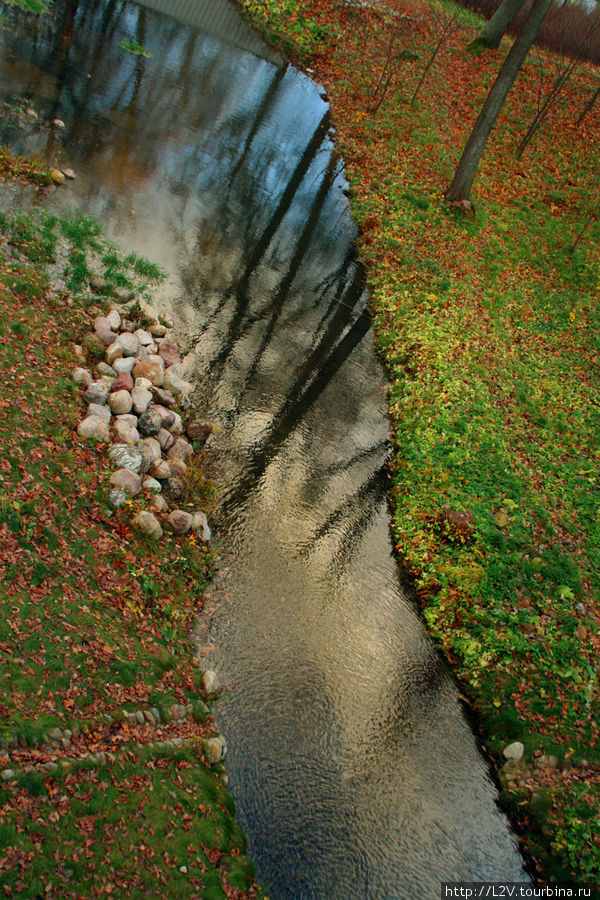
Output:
[
  {"xmin": 2, "ymin": 0, "xmax": 48, "ymax": 14},
  {"xmin": 236, "ymin": 0, "xmax": 335, "ymax": 60},
  {"xmin": 121, "ymin": 39, "xmax": 153, "ymax": 58},
  {"xmin": 239, "ymin": 0, "xmax": 600, "ymax": 884},
  {"xmin": 0, "ymin": 198, "xmax": 264, "ymax": 897}
]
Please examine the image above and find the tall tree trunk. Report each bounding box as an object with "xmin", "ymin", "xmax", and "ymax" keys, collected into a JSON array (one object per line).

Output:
[
  {"xmin": 577, "ymin": 84, "xmax": 600, "ymax": 126},
  {"xmin": 473, "ymin": 0, "xmax": 526, "ymax": 49},
  {"xmin": 446, "ymin": 0, "xmax": 552, "ymax": 202}
]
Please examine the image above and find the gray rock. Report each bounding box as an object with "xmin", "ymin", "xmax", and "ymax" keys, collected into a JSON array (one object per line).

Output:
[
  {"xmin": 503, "ymin": 741, "xmax": 525, "ymax": 762},
  {"xmin": 116, "ymin": 332, "xmax": 140, "ymax": 358},
  {"xmin": 166, "ymin": 509, "xmax": 192, "ymax": 534},
  {"xmin": 202, "ymin": 736, "xmax": 226, "ymax": 765},
  {"xmin": 72, "ymin": 344, "xmax": 87, "ymax": 365},
  {"xmin": 151, "ymin": 386, "xmax": 176, "ymax": 409},
  {"xmin": 169, "ymin": 458, "xmax": 188, "ymax": 478},
  {"xmin": 113, "ymin": 356, "xmax": 136, "ymax": 375},
  {"xmin": 143, "ymin": 476, "xmax": 162, "ymax": 493},
  {"xmin": 97, "ymin": 362, "xmax": 117, "ymax": 378},
  {"xmin": 109, "ymin": 489, "xmax": 128, "ymax": 508},
  {"xmin": 167, "ymin": 438, "xmax": 194, "ymax": 465},
  {"xmin": 148, "ymin": 493, "xmax": 168, "ymax": 513},
  {"xmin": 77, "ymin": 415, "xmax": 110, "ymax": 442},
  {"xmin": 171, "ymin": 703, "xmax": 186, "ymax": 721},
  {"xmin": 186, "ymin": 420, "xmax": 212, "ymax": 444},
  {"xmin": 132, "ymin": 387, "xmax": 152, "ymax": 416},
  {"xmin": 149, "ymin": 459, "xmax": 171, "ymax": 480},
  {"xmin": 202, "ymin": 669, "xmax": 222, "ymax": 698},
  {"xmin": 159, "ymin": 343, "xmax": 182, "ymax": 368},
  {"xmin": 114, "ymin": 287, "xmax": 136, "ymax": 303},
  {"xmin": 168, "ymin": 412, "xmax": 183, "ymax": 435},
  {"xmin": 191, "ymin": 512, "xmax": 211, "ymax": 542},
  {"xmin": 138, "ymin": 408, "xmax": 162, "ymax": 437},
  {"xmin": 110, "ymin": 468, "xmax": 142, "ymax": 497},
  {"xmin": 134, "ymin": 329, "xmax": 154, "ymax": 347},
  {"xmin": 94, "ymin": 315, "xmax": 112, "ymax": 334},
  {"xmin": 163, "ymin": 372, "xmax": 193, "ymax": 398},
  {"xmin": 116, "ymin": 414, "xmax": 139, "ymax": 428},
  {"xmin": 96, "ymin": 329, "xmax": 118, "ymax": 348},
  {"xmin": 132, "ymin": 359, "xmax": 164, "ymax": 387},
  {"xmin": 107, "ymin": 309, "xmax": 121, "ymax": 331},
  {"xmin": 137, "ymin": 443, "xmax": 155, "ymax": 475},
  {"xmin": 108, "ymin": 444, "xmax": 144, "ymax": 474},
  {"xmin": 83, "ymin": 382, "xmax": 109, "ymax": 405},
  {"xmin": 105, "ymin": 342, "xmax": 124, "ymax": 365},
  {"xmin": 157, "ymin": 428, "xmax": 174, "ymax": 451},
  {"xmin": 148, "ymin": 354, "xmax": 166, "ymax": 370},
  {"xmin": 112, "ymin": 421, "xmax": 139, "ymax": 445},
  {"xmin": 88, "ymin": 403, "xmax": 111, "ymax": 424},
  {"xmin": 136, "ymin": 710, "xmax": 145, "ymax": 725},
  {"xmin": 132, "ymin": 511, "xmax": 162, "ymax": 540},
  {"xmin": 72, "ymin": 367, "xmax": 93, "ymax": 388},
  {"xmin": 139, "ymin": 437, "xmax": 161, "ymax": 464},
  {"xmin": 135, "ymin": 376, "xmax": 153, "ymax": 391},
  {"xmin": 153, "ymin": 406, "xmax": 176, "ymax": 430},
  {"xmin": 108, "ymin": 390, "xmax": 133, "ymax": 415},
  {"xmin": 1, "ymin": 769, "xmax": 16, "ymax": 781}
]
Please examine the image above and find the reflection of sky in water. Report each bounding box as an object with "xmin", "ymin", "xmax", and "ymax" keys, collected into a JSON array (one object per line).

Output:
[{"xmin": 0, "ymin": 1, "xmax": 530, "ymax": 896}]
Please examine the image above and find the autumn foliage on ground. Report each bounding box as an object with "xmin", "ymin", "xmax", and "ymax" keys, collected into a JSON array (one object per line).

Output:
[
  {"xmin": 0, "ymin": 174, "xmax": 263, "ymax": 898},
  {"xmin": 237, "ymin": 0, "xmax": 600, "ymax": 886}
]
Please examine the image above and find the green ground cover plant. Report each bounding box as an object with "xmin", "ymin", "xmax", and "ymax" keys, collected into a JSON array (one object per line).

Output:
[{"xmin": 0, "ymin": 160, "xmax": 265, "ymax": 898}]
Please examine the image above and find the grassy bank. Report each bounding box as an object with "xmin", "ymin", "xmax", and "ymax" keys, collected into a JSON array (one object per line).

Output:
[
  {"xmin": 236, "ymin": 0, "xmax": 600, "ymax": 886},
  {"xmin": 0, "ymin": 160, "xmax": 264, "ymax": 898}
]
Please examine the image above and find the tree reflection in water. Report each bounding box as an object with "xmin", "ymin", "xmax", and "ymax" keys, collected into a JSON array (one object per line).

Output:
[{"xmin": 0, "ymin": 2, "xmax": 530, "ymax": 895}]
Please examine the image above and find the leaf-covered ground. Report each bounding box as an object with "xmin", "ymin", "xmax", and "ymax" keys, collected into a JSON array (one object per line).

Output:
[
  {"xmin": 0, "ymin": 170, "xmax": 264, "ymax": 898},
  {"xmin": 237, "ymin": 0, "xmax": 600, "ymax": 886}
]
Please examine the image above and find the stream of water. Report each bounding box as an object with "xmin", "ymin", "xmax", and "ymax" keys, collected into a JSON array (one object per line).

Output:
[{"xmin": 0, "ymin": 1, "xmax": 531, "ymax": 895}]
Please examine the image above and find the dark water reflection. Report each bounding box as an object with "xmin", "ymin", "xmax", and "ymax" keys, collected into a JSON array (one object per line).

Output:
[{"xmin": 0, "ymin": 0, "xmax": 529, "ymax": 895}]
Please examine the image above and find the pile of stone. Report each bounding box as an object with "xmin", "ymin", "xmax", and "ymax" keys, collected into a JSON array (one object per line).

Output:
[{"xmin": 72, "ymin": 298, "xmax": 217, "ymax": 542}]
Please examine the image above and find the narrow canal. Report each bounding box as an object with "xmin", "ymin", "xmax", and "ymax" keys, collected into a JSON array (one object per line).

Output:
[{"xmin": 0, "ymin": 0, "xmax": 530, "ymax": 895}]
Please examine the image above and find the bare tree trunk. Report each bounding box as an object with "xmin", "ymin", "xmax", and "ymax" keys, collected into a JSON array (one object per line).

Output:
[
  {"xmin": 472, "ymin": 0, "xmax": 526, "ymax": 49},
  {"xmin": 446, "ymin": 0, "xmax": 552, "ymax": 202},
  {"xmin": 571, "ymin": 206, "xmax": 598, "ymax": 252},
  {"xmin": 577, "ymin": 84, "xmax": 600, "ymax": 126},
  {"xmin": 411, "ymin": 20, "xmax": 451, "ymax": 105},
  {"xmin": 516, "ymin": 58, "xmax": 578, "ymax": 157}
]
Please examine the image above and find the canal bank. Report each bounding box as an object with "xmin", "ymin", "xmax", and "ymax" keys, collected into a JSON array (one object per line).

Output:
[
  {"xmin": 0, "ymin": 0, "xmax": 562, "ymax": 894},
  {"xmin": 232, "ymin": 0, "xmax": 600, "ymax": 888}
]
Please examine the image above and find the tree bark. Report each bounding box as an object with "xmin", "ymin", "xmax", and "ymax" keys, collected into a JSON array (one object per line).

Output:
[
  {"xmin": 474, "ymin": 0, "xmax": 526, "ymax": 49},
  {"xmin": 577, "ymin": 84, "xmax": 600, "ymax": 126},
  {"xmin": 446, "ymin": 0, "xmax": 553, "ymax": 202}
]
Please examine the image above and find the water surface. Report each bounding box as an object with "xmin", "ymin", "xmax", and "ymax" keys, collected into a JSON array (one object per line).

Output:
[{"xmin": 0, "ymin": 1, "xmax": 530, "ymax": 895}]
